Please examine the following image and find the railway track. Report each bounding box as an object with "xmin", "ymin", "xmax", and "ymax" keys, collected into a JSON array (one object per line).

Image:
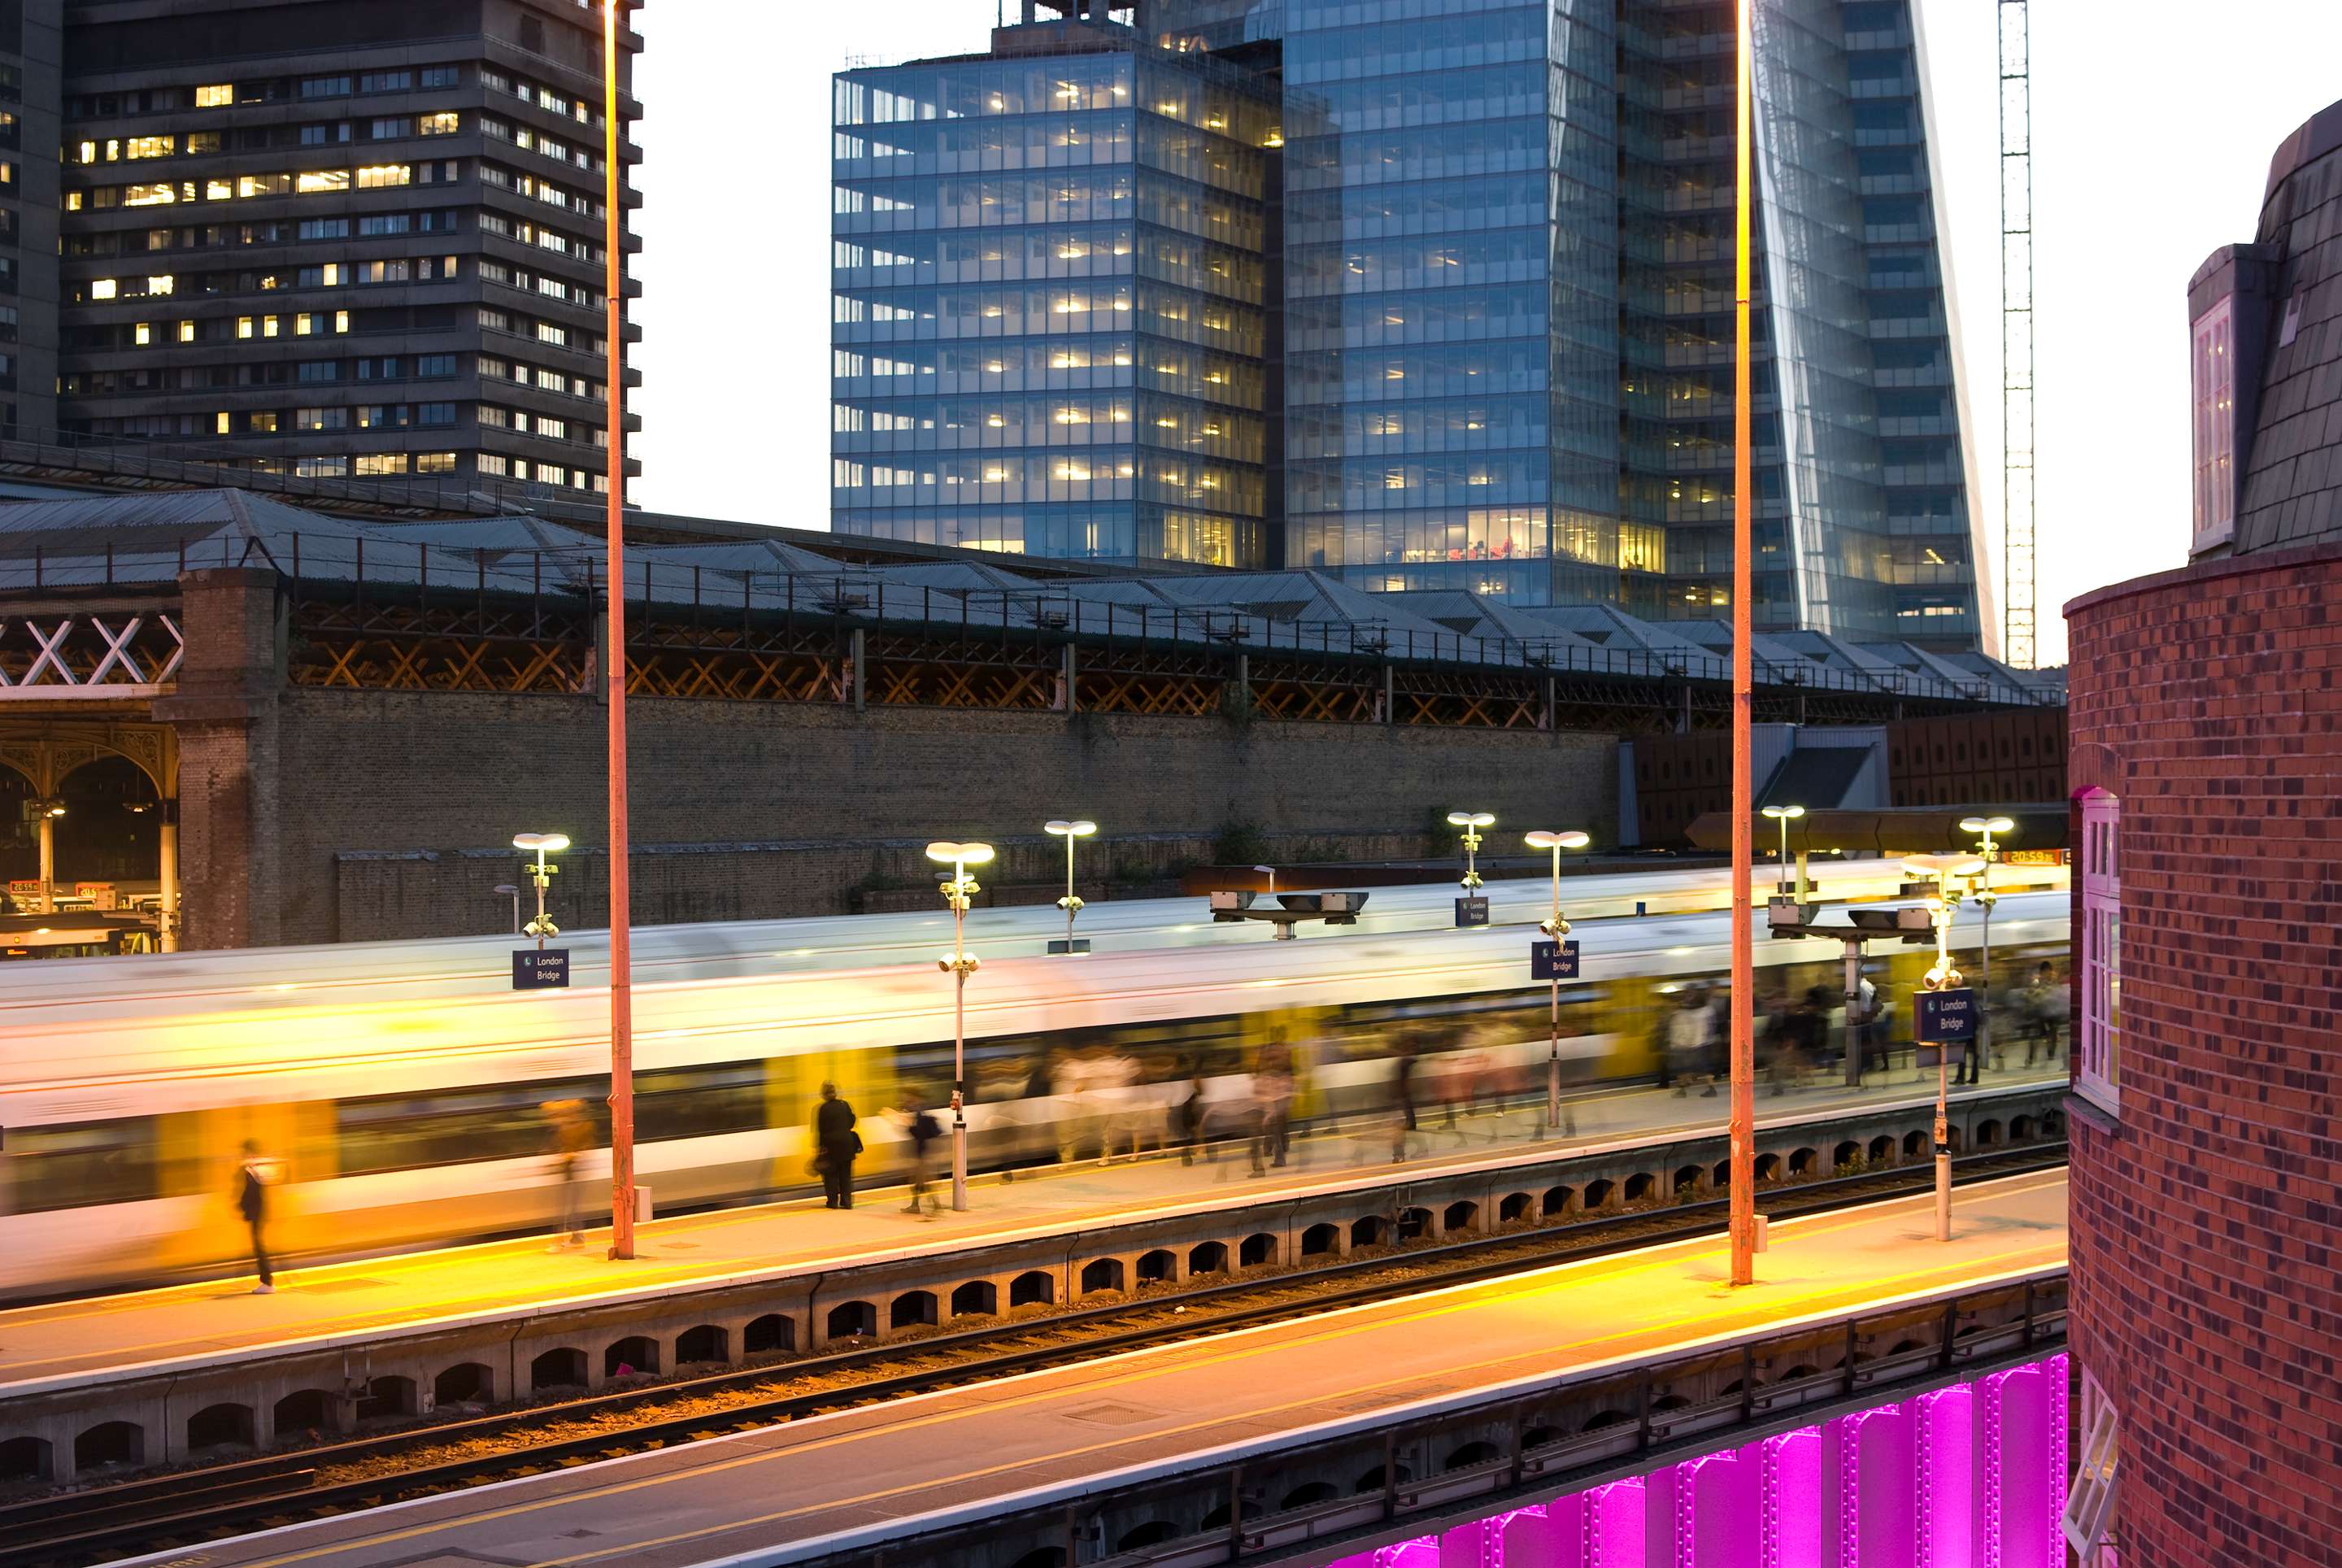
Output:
[{"xmin": 0, "ymin": 1144, "xmax": 2066, "ymax": 1567}]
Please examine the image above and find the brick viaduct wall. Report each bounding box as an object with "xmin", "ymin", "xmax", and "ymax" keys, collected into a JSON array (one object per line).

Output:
[
  {"xmin": 168, "ymin": 571, "xmax": 1618, "ymax": 946},
  {"xmin": 2064, "ymin": 541, "xmax": 2342, "ymax": 1568}
]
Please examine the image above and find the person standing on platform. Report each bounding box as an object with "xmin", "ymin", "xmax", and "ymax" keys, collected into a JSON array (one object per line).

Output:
[
  {"xmin": 235, "ymin": 1139, "xmax": 282, "ymax": 1294},
  {"xmin": 1390, "ymin": 1038, "xmax": 1421, "ymax": 1163},
  {"xmin": 814, "ymin": 1082, "xmax": 860, "ymax": 1209},
  {"xmin": 893, "ymin": 1090, "xmax": 944, "ymax": 1218},
  {"xmin": 542, "ymin": 1099, "xmax": 594, "ymax": 1249}
]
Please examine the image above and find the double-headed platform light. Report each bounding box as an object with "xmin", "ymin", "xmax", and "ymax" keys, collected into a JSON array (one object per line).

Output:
[
  {"xmin": 1901, "ymin": 852, "xmax": 1986, "ymax": 1243},
  {"xmin": 1044, "ymin": 818, "xmax": 1097, "ymax": 954},
  {"xmin": 1446, "ymin": 810, "xmax": 1495, "ymax": 890},
  {"xmin": 926, "ymin": 838, "xmax": 995, "ymax": 1212},
  {"xmin": 1525, "ymin": 829, "xmax": 1591, "ymax": 1130},
  {"xmin": 512, "ymin": 832, "xmax": 569, "ymax": 946},
  {"xmin": 1960, "ymin": 814, "xmax": 2017, "ymax": 1070}
]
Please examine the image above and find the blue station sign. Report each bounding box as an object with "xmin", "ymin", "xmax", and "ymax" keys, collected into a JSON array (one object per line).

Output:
[
  {"xmin": 513, "ymin": 947, "xmax": 571, "ymax": 990},
  {"xmin": 1530, "ymin": 939, "xmax": 1580, "ymax": 981},
  {"xmin": 1915, "ymin": 987, "xmax": 1978, "ymax": 1043},
  {"xmin": 1454, "ymin": 895, "xmax": 1491, "ymax": 929}
]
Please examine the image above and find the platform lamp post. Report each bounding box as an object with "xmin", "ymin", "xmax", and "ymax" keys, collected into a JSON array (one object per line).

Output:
[
  {"xmin": 1044, "ymin": 819, "xmax": 1097, "ymax": 954},
  {"xmin": 927, "ymin": 839, "xmax": 994, "ymax": 1212},
  {"xmin": 494, "ymin": 882, "xmax": 521, "ymax": 936},
  {"xmin": 27, "ymin": 797, "xmax": 64, "ymax": 914},
  {"xmin": 1525, "ymin": 829, "xmax": 1591, "ymax": 1131},
  {"xmin": 1447, "ymin": 811, "xmax": 1495, "ymax": 890},
  {"xmin": 1959, "ymin": 815, "xmax": 2014, "ymax": 1074},
  {"xmin": 1761, "ymin": 803, "xmax": 1804, "ymax": 896},
  {"xmin": 512, "ymin": 833, "xmax": 568, "ymax": 947},
  {"xmin": 1902, "ymin": 852, "xmax": 1984, "ymax": 1242}
]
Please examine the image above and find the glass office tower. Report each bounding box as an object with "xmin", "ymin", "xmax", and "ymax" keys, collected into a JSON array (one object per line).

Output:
[
  {"xmin": 837, "ymin": 1, "xmax": 1989, "ymax": 649},
  {"xmin": 831, "ymin": 24, "xmax": 1277, "ymax": 566}
]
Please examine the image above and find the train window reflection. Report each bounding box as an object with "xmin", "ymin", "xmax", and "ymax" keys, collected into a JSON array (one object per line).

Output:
[{"xmin": 2, "ymin": 1118, "xmax": 160, "ymax": 1213}]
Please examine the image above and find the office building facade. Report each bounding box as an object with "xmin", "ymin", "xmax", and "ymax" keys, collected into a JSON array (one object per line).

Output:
[
  {"xmin": 836, "ymin": 0, "xmax": 1990, "ymax": 648},
  {"xmin": 832, "ymin": 11, "xmax": 1278, "ymax": 567},
  {"xmin": 46, "ymin": 0, "xmax": 639, "ymax": 501}
]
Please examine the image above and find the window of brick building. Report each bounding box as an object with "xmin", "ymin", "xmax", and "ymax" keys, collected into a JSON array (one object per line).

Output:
[
  {"xmin": 2190, "ymin": 298, "xmax": 2234, "ymax": 553},
  {"xmin": 2079, "ymin": 791, "xmax": 2120, "ymax": 1112},
  {"xmin": 2063, "ymin": 1365, "xmax": 2120, "ymax": 1562}
]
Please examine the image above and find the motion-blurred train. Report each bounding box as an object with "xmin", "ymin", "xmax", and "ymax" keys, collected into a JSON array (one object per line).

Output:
[{"xmin": 0, "ymin": 872, "xmax": 2070, "ymax": 1300}]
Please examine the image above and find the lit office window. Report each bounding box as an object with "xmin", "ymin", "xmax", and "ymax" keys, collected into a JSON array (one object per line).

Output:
[
  {"xmin": 195, "ymin": 84, "xmax": 233, "ymax": 108},
  {"xmin": 356, "ymin": 163, "xmax": 412, "ymax": 189}
]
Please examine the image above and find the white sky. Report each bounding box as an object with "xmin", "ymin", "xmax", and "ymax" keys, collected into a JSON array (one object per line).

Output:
[{"xmin": 629, "ymin": 1, "xmax": 2342, "ymax": 668}]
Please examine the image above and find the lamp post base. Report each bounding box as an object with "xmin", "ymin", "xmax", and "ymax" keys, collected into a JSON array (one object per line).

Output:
[{"xmin": 951, "ymin": 1124, "xmax": 969, "ymax": 1213}]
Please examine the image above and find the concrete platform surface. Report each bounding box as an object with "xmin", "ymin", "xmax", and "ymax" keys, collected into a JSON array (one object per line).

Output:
[
  {"xmin": 113, "ymin": 1171, "xmax": 2071, "ymax": 1568},
  {"xmin": 0, "ymin": 1066, "xmax": 2058, "ymax": 1397}
]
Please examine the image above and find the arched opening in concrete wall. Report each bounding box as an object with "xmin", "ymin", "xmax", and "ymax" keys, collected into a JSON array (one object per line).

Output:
[
  {"xmin": 1651, "ymin": 1393, "xmax": 1691, "ymax": 1413},
  {"xmin": 1834, "ymin": 1140, "xmax": 1861, "ymax": 1169},
  {"xmin": 2041, "ymin": 1109, "xmax": 2065, "ymax": 1135},
  {"xmin": 1300, "ymin": 1222, "xmax": 1340, "ymax": 1257},
  {"xmin": 1136, "ymin": 1248, "xmax": 1176, "ymax": 1283},
  {"xmin": 676, "ymin": 1325, "xmax": 729, "ymax": 1365},
  {"xmin": 1710, "ymin": 1160, "xmax": 1731, "ymax": 1191},
  {"xmin": 1755, "ymin": 1153, "xmax": 1782, "ymax": 1182},
  {"xmin": 272, "ymin": 1389, "xmax": 336, "ymax": 1438},
  {"xmin": 1396, "ymin": 1206, "xmax": 1433, "ymax": 1241},
  {"xmin": 1499, "ymin": 1191, "xmax": 1532, "ymax": 1222},
  {"xmin": 1977, "ymin": 1118, "xmax": 2002, "ymax": 1147},
  {"xmin": 1117, "ymin": 1522, "xmax": 1181, "ymax": 1551},
  {"xmin": 1905, "ymin": 1130, "xmax": 1928, "ymax": 1158},
  {"xmin": 745, "ymin": 1314, "xmax": 795, "ymax": 1355},
  {"xmin": 1443, "ymin": 1440, "xmax": 1499, "ymax": 1470},
  {"xmin": 1623, "ymin": 1173, "xmax": 1654, "ymax": 1203},
  {"xmin": 0, "ymin": 1435, "xmax": 50, "ymax": 1482},
  {"xmin": 1352, "ymin": 1460, "xmax": 1413, "ymax": 1493},
  {"xmin": 1784, "ymin": 1364, "xmax": 1822, "ymax": 1383},
  {"xmin": 1541, "ymin": 1185, "xmax": 1576, "ymax": 1217},
  {"xmin": 1581, "ymin": 1409, "xmax": 1631, "ymax": 1431},
  {"xmin": 434, "ymin": 1363, "xmax": 494, "ymax": 1405},
  {"xmin": 1583, "ymin": 1178, "xmax": 1614, "ymax": 1209},
  {"xmin": 186, "ymin": 1403, "xmax": 255, "ymax": 1453},
  {"xmin": 1442, "ymin": 1200, "xmax": 1478, "ymax": 1234},
  {"xmin": 2010, "ymin": 1115, "xmax": 2035, "ymax": 1142},
  {"xmin": 604, "ymin": 1336, "xmax": 660, "ymax": 1379},
  {"xmin": 1945, "ymin": 1126, "xmax": 1964, "ymax": 1152},
  {"xmin": 1351, "ymin": 1215, "xmax": 1389, "ymax": 1248},
  {"xmin": 826, "ymin": 1301, "xmax": 877, "ymax": 1340},
  {"xmin": 1010, "ymin": 1270, "xmax": 1055, "ymax": 1306},
  {"xmin": 1186, "ymin": 1242, "xmax": 1227, "ymax": 1276},
  {"xmin": 951, "ymin": 1281, "xmax": 998, "ymax": 1318},
  {"xmin": 355, "ymin": 1375, "xmax": 416, "ymax": 1423},
  {"xmin": 890, "ymin": 1291, "xmax": 938, "ymax": 1329},
  {"xmin": 74, "ymin": 1422, "xmax": 142, "ymax": 1473},
  {"xmin": 1239, "ymin": 1232, "xmax": 1277, "ymax": 1267},
  {"xmin": 1673, "ymin": 1164, "xmax": 1703, "ymax": 1195},
  {"xmin": 1522, "ymin": 1424, "xmax": 1561, "ymax": 1448},
  {"xmin": 1788, "ymin": 1147, "xmax": 1818, "ymax": 1176},
  {"xmin": 531, "ymin": 1348, "xmax": 587, "ymax": 1392},
  {"xmin": 1870, "ymin": 1135, "xmax": 1896, "ymax": 1163},
  {"xmin": 1281, "ymin": 1481, "xmax": 1339, "ymax": 1509},
  {"xmin": 1079, "ymin": 1258, "xmax": 1125, "ymax": 1296}
]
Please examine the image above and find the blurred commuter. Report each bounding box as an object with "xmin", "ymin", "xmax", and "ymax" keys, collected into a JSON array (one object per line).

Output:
[
  {"xmin": 1390, "ymin": 1039, "xmax": 1422, "ymax": 1163},
  {"xmin": 1052, "ymin": 1048, "xmax": 1093, "ymax": 1165},
  {"xmin": 2023, "ymin": 962, "xmax": 2067, "ymax": 1064},
  {"xmin": 1668, "ymin": 990, "xmax": 1715, "ymax": 1097},
  {"xmin": 1094, "ymin": 1047, "xmax": 1143, "ymax": 1164},
  {"xmin": 890, "ymin": 1089, "xmax": 944, "ymax": 1217},
  {"xmin": 542, "ymin": 1099, "xmax": 593, "ymax": 1249},
  {"xmin": 235, "ymin": 1139, "xmax": 282, "ymax": 1294},
  {"xmin": 814, "ymin": 1082, "xmax": 860, "ymax": 1209},
  {"xmin": 1173, "ymin": 1069, "xmax": 1207, "ymax": 1166},
  {"xmin": 1250, "ymin": 1045, "xmax": 1293, "ymax": 1173}
]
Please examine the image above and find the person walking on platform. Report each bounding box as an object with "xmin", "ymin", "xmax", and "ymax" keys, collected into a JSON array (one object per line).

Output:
[
  {"xmin": 235, "ymin": 1139, "xmax": 282, "ymax": 1294},
  {"xmin": 894, "ymin": 1091, "xmax": 944, "ymax": 1217},
  {"xmin": 1668, "ymin": 989, "xmax": 1716, "ymax": 1097},
  {"xmin": 1390, "ymin": 1039, "xmax": 1421, "ymax": 1164},
  {"xmin": 542, "ymin": 1099, "xmax": 593, "ymax": 1249},
  {"xmin": 1173, "ymin": 1067, "xmax": 1206, "ymax": 1166},
  {"xmin": 814, "ymin": 1082, "xmax": 861, "ymax": 1209}
]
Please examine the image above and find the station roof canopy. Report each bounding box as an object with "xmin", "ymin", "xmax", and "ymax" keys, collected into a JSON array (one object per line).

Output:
[{"xmin": 0, "ymin": 490, "xmax": 2065, "ymax": 707}]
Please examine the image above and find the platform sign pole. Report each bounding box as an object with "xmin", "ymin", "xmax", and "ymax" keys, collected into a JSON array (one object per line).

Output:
[
  {"xmin": 1727, "ymin": 0, "xmax": 1756, "ymax": 1289},
  {"xmin": 602, "ymin": 0, "xmax": 635, "ymax": 1261},
  {"xmin": 1526, "ymin": 830, "xmax": 1590, "ymax": 1133},
  {"xmin": 927, "ymin": 840, "xmax": 993, "ymax": 1213},
  {"xmin": 1905, "ymin": 852, "xmax": 1982, "ymax": 1244}
]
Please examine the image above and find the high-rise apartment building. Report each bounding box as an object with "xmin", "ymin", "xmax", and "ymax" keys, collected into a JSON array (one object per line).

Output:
[
  {"xmin": 834, "ymin": 0, "xmax": 1991, "ymax": 649},
  {"xmin": 0, "ymin": 2, "xmax": 63, "ymax": 442},
  {"xmin": 42, "ymin": 0, "xmax": 639, "ymax": 501}
]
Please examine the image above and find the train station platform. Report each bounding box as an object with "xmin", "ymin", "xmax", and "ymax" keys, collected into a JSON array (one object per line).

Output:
[
  {"xmin": 114, "ymin": 1170, "xmax": 2070, "ymax": 1568},
  {"xmin": 0, "ymin": 1066, "xmax": 2057, "ymax": 1396}
]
